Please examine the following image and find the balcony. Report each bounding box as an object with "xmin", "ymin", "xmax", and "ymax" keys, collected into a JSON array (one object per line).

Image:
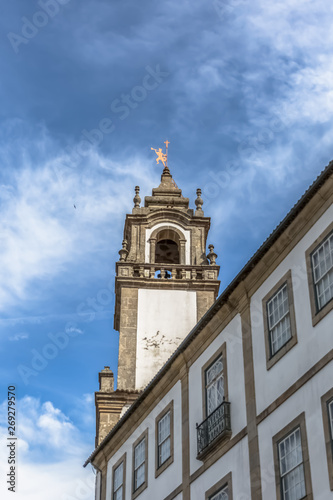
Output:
[
  {"xmin": 196, "ymin": 401, "xmax": 231, "ymax": 459},
  {"xmin": 117, "ymin": 263, "xmax": 219, "ymax": 281}
]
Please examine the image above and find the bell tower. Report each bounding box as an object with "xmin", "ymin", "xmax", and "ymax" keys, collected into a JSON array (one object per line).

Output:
[{"xmin": 95, "ymin": 144, "xmax": 220, "ymax": 444}]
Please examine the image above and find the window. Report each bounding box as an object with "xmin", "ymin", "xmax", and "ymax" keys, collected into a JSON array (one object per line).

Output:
[
  {"xmin": 134, "ymin": 439, "xmax": 145, "ymax": 490},
  {"xmin": 205, "ymin": 473, "xmax": 232, "ymax": 500},
  {"xmin": 155, "ymin": 401, "xmax": 174, "ymax": 477},
  {"xmin": 210, "ymin": 485, "xmax": 229, "ymax": 500},
  {"xmin": 267, "ymin": 283, "xmax": 291, "ymax": 355},
  {"xmin": 197, "ymin": 344, "xmax": 231, "ymax": 458},
  {"xmin": 112, "ymin": 454, "xmax": 126, "ymax": 500},
  {"xmin": 201, "ymin": 344, "xmax": 228, "ymax": 418},
  {"xmin": 263, "ymin": 271, "xmax": 298, "ymax": 369},
  {"xmin": 311, "ymin": 231, "xmax": 333, "ymax": 311},
  {"xmin": 155, "ymin": 239, "xmax": 179, "ymax": 264},
  {"xmin": 205, "ymin": 355, "xmax": 224, "ymax": 415},
  {"xmin": 273, "ymin": 413, "xmax": 313, "ymax": 500},
  {"xmin": 306, "ymin": 222, "xmax": 333, "ymax": 326},
  {"xmin": 329, "ymin": 399, "xmax": 333, "ymax": 444},
  {"xmin": 321, "ymin": 388, "xmax": 333, "ymax": 490},
  {"xmin": 157, "ymin": 411, "xmax": 171, "ymax": 466},
  {"xmin": 278, "ymin": 427, "xmax": 305, "ymax": 499},
  {"xmin": 132, "ymin": 430, "xmax": 148, "ymax": 498}
]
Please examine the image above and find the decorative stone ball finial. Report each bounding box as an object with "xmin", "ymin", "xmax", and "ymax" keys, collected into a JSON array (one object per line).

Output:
[
  {"xmin": 207, "ymin": 244, "xmax": 217, "ymax": 265},
  {"xmin": 119, "ymin": 239, "xmax": 129, "ymax": 262},
  {"xmin": 133, "ymin": 186, "xmax": 141, "ymax": 208},
  {"xmin": 195, "ymin": 188, "xmax": 204, "ymax": 211}
]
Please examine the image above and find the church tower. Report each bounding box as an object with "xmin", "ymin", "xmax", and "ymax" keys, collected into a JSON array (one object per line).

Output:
[{"xmin": 95, "ymin": 143, "xmax": 220, "ymax": 444}]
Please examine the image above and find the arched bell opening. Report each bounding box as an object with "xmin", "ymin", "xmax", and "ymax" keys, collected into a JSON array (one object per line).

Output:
[
  {"xmin": 149, "ymin": 227, "xmax": 186, "ymax": 265},
  {"xmin": 155, "ymin": 239, "xmax": 179, "ymax": 264}
]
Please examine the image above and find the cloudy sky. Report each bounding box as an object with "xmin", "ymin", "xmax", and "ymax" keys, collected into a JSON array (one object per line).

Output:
[{"xmin": 1, "ymin": 1, "xmax": 333, "ymax": 498}]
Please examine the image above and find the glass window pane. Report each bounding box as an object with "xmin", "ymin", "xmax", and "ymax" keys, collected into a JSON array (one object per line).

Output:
[
  {"xmin": 135, "ymin": 463, "xmax": 145, "ymax": 490},
  {"xmin": 159, "ymin": 436, "xmax": 170, "ymax": 464},
  {"xmin": 311, "ymin": 231, "xmax": 333, "ymax": 310},
  {"xmin": 267, "ymin": 283, "xmax": 292, "ymax": 356},
  {"xmin": 279, "ymin": 428, "xmax": 305, "ymax": 500},
  {"xmin": 158, "ymin": 412, "xmax": 170, "ymax": 445},
  {"xmin": 328, "ymin": 400, "xmax": 333, "ymax": 438},
  {"xmin": 205, "ymin": 355, "xmax": 224, "ymax": 415},
  {"xmin": 210, "ymin": 485, "xmax": 229, "ymax": 500},
  {"xmin": 134, "ymin": 437, "xmax": 145, "ymax": 490}
]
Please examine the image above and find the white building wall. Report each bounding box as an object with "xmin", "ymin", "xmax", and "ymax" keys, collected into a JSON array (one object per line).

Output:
[
  {"xmin": 106, "ymin": 382, "xmax": 182, "ymax": 500},
  {"xmin": 188, "ymin": 314, "xmax": 246, "ymax": 475},
  {"xmin": 95, "ymin": 471, "xmax": 101, "ymax": 500},
  {"xmin": 136, "ymin": 289, "xmax": 197, "ymax": 390},
  {"xmin": 145, "ymin": 222, "xmax": 191, "ymax": 264},
  {"xmin": 250, "ymin": 205, "xmax": 333, "ymax": 415},
  {"xmin": 258, "ymin": 362, "xmax": 333, "ymax": 499},
  {"xmin": 190, "ymin": 437, "xmax": 251, "ymax": 499}
]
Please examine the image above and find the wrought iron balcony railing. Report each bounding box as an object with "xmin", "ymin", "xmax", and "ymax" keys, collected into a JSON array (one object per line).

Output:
[{"xmin": 196, "ymin": 401, "xmax": 231, "ymax": 457}]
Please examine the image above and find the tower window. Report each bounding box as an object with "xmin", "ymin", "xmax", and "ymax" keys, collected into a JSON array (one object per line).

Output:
[{"xmin": 155, "ymin": 239, "xmax": 179, "ymax": 265}]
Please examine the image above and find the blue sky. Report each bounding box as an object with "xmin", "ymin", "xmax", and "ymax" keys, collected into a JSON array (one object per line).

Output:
[{"xmin": 1, "ymin": 0, "xmax": 333, "ymax": 498}]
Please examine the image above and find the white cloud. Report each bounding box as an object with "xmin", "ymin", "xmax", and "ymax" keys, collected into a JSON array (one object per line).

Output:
[
  {"xmin": 0, "ymin": 396, "xmax": 94, "ymax": 500},
  {"xmin": 0, "ymin": 125, "xmax": 159, "ymax": 312},
  {"xmin": 244, "ymin": 1, "xmax": 333, "ymax": 125},
  {"xmin": 8, "ymin": 332, "xmax": 29, "ymax": 341}
]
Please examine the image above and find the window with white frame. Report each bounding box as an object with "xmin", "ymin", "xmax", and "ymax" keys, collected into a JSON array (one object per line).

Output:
[
  {"xmin": 133, "ymin": 437, "xmax": 146, "ymax": 492},
  {"xmin": 157, "ymin": 410, "xmax": 171, "ymax": 467},
  {"xmin": 113, "ymin": 461, "xmax": 124, "ymax": 500},
  {"xmin": 205, "ymin": 355, "xmax": 224, "ymax": 416},
  {"xmin": 267, "ymin": 283, "xmax": 292, "ymax": 356},
  {"xmin": 209, "ymin": 485, "xmax": 229, "ymax": 500},
  {"xmin": 311, "ymin": 231, "xmax": 333, "ymax": 311},
  {"xmin": 278, "ymin": 427, "xmax": 306, "ymax": 500}
]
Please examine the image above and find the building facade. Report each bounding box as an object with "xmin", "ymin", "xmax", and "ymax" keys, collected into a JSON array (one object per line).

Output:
[{"xmin": 85, "ymin": 159, "xmax": 333, "ymax": 500}]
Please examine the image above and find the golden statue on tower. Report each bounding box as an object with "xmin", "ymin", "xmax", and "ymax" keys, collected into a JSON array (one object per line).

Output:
[{"xmin": 151, "ymin": 140, "xmax": 170, "ymax": 168}]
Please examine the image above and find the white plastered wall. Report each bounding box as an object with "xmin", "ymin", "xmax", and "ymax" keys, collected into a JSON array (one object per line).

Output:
[
  {"xmin": 105, "ymin": 382, "xmax": 182, "ymax": 500},
  {"xmin": 250, "ymin": 205, "xmax": 333, "ymax": 415},
  {"xmin": 190, "ymin": 437, "xmax": 251, "ymax": 499},
  {"xmin": 145, "ymin": 222, "xmax": 191, "ymax": 264},
  {"xmin": 188, "ymin": 314, "xmax": 246, "ymax": 475},
  {"xmin": 136, "ymin": 289, "xmax": 197, "ymax": 390},
  {"xmin": 258, "ymin": 362, "xmax": 333, "ymax": 499}
]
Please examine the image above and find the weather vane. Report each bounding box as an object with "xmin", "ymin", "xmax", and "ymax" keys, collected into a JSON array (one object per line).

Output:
[{"xmin": 151, "ymin": 140, "xmax": 170, "ymax": 168}]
